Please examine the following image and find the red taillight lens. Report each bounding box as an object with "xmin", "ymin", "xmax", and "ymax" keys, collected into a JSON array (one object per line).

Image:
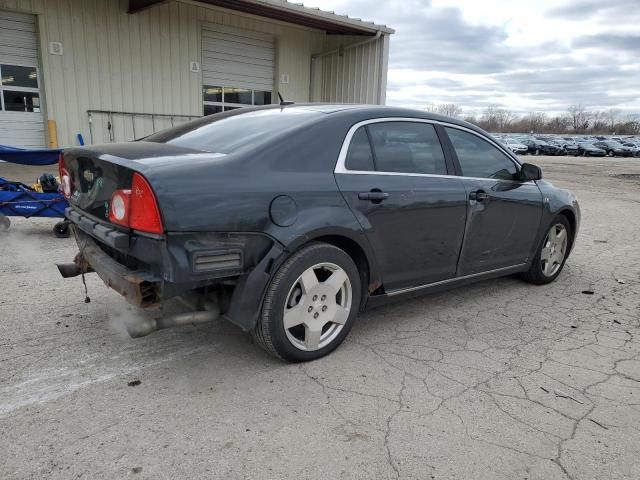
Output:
[
  {"xmin": 58, "ymin": 152, "xmax": 72, "ymax": 198},
  {"xmin": 109, "ymin": 189, "xmax": 131, "ymax": 226},
  {"xmin": 128, "ymin": 173, "xmax": 163, "ymax": 234}
]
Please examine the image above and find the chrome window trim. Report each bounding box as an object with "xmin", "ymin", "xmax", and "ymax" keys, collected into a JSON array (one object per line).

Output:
[{"xmin": 335, "ymin": 117, "xmax": 531, "ymax": 184}]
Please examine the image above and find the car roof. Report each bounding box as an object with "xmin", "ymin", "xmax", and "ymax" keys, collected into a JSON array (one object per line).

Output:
[{"xmin": 258, "ymin": 103, "xmax": 484, "ymax": 133}]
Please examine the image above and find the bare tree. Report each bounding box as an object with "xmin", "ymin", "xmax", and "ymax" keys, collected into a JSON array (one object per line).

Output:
[
  {"xmin": 523, "ymin": 112, "xmax": 547, "ymax": 133},
  {"xmin": 436, "ymin": 103, "xmax": 463, "ymax": 118},
  {"xmin": 546, "ymin": 115, "xmax": 571, "ymax": 133},
  {"xmin": 482, "ymin": 104, "xmax": 499, "ymax": 131},
  {"xmin": 590, "ymin": 110, "xmax": 607, "ymax": 133},
  {"xmin": 603, "ymin": 108, "xmax": 621, "ymax": 132},
  {"xmin": 567, "ymin": 104, "xmax": 591, "ymax": 132},
  {"xmin": 463, "ymin": 114, "xmax": 478, "ymax": 125},
  {"xmin": 494, "ymin": 109, "xmax": 517, "ymax": 131}
]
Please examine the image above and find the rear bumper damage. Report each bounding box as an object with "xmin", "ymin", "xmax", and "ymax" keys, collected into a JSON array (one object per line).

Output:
[
  {"xmin": 58, "ymin": 231, "xmax": 162, "ymax": 308},
  {"xmin": 59, "ymin": 206, "xmax": 287, "ymax": 336}
]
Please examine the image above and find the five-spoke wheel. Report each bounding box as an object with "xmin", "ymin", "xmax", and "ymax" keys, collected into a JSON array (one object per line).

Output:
[
  {"xmin": 283, "ymin": 262, "xmax": 352, "ymax": 351},
  {"xmin": 540, "ymin": 223, "xmax": 568, "ymax": 277},
  {"xmin": 253, "ymin": 243, "xmax": 361, "ymax": 362},
  {"xmin": 521, "ymin": 215, "xmax": 572, "ymax": 285}
]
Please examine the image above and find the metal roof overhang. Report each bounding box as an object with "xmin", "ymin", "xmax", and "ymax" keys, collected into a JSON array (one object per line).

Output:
[{"xmin": 128, "ymin": 0, "xmax": 393, "ymax": 35}]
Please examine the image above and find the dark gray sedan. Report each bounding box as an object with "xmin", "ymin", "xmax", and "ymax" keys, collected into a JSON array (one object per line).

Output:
[{"xmin": 57, "ymin": 105, "xmax": 580, "ymax": 361}]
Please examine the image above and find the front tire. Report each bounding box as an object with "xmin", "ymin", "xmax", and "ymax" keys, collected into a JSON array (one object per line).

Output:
[
  {"xmin": 521, "ymin": 216, "xmax": 572, "ymax": 285},
  {"xmin": 253, "ymin": 243, "xmax": 362, "ymax": 362}
]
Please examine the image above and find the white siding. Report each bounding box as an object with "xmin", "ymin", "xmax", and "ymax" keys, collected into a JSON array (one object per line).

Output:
[
  {"xmin": 315, "ymin": 33, "xmax": 390, "ymax": 105},
  {"xmin": 0, "ymin": 0, "xmax": 388, "ymax": 147}
]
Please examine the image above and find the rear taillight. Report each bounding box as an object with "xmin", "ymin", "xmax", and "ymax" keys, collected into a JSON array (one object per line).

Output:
[
  {"xmin": 109, "ymin": 189, "xmax": 131, "ymax": 226},
  {"xmin": 58, "ymin": 152, "xmax": 72, "ymax": 198},
  {"xmin": 108, "ymin": 173, "xmax": 163, "ymax": 234}
]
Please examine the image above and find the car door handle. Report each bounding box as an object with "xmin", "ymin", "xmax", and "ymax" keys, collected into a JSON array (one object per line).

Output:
[
  {"xmin": 469, "ymin": 190, "xmax": 490, "ymax": 202},
  {"xmin": 358, "ymin": 190, "xmax": 389, "ymax": 202}
]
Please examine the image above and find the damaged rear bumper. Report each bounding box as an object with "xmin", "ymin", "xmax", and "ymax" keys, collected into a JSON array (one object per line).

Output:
[
  {"xmin": 59, "ymin": 206, "xmax": 288, "ymax": 330},
  {"xmin": 65, "ymin": 228, "xmax": 162, "ymax": 307}
]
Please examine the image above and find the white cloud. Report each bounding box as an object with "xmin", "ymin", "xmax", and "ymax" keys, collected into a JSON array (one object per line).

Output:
[{"xmin": 304, "ymin": 0, "xmax": 640, "ymax": 115}]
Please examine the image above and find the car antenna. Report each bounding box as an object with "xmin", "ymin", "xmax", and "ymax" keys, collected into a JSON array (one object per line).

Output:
[{"xmin": 278, "ymin": 92, "xmax": 294, "ymax": 106}]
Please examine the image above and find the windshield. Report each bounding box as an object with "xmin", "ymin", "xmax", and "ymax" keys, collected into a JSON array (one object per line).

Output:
[{"xmin": 145, "ymin": 107, "xmax": 323, "ymax": 154}]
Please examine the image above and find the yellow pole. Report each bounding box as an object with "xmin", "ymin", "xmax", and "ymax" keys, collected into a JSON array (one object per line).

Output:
[{"xmin": 47, "ymin": 119, "xmax": 58, "ymax": 148}]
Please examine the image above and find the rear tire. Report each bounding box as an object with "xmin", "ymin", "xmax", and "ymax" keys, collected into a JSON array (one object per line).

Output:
[
  {"xmin": 0, "ymin": 215, "xmax": 10, "ymax": 231},
  {"xmin": 521, "ymin": 216, "xmax": 572, "ymax": 285},
  {"xmin": 253, "ymin": 242, "xmax": 362, "ymax": 362}
]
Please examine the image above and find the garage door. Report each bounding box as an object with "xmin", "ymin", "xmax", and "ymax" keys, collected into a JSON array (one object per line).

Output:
[
  {"xmin": 201, "ymin": 24, "xmax": 274, "ymax": 115},
  {"xmin": 0, "ymin": 10, "xmax": 45, "ymax": 148}
]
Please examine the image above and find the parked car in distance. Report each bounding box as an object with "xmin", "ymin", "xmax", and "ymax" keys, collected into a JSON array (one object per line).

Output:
[
  {"xmin": 577, "ymin": 142, "xmax": 607, "ymax": 157},
  {"xmin": 501, "ymin": 138, "xmax": 528, "ymax": 155},
  {"xmin": 521, "ymin": 138, "xmax": 563, "ymax": 156},
  {"xmin": 57, "ymin": 105, "xmax": 580, "ymax": 362},
  {"xmin": 549, "ymin": 138, "xmax": 580, "ymax": 156},
  {"xmin": 621, "ymin": 142, "xmax": 640, "ymax": 157},
  {"xmin": 592, "ymin": 140, "xmax": 634, "ymax": 157}
]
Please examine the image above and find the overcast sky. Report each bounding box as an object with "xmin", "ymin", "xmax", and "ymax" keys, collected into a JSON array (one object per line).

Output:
[{"xmin": 307, "ymin": 0, "xmax": 640, "ymax": 116}]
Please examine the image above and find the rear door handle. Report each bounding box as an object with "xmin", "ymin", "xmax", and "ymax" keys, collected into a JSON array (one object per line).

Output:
[
  {"xmin": 469, "ymin": 190, "xmax": 490, "ymax": 202},
  {"xmin": 358, "ymin": 190, "xmax": 389, "ymax": 202}
]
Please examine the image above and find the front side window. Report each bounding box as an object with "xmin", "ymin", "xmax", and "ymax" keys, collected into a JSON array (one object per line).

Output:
[
  {"xmin": 203, "ymin": 85, "xmax": 272, "ymax": 114},
  {"xmin": 446, "ymin": 127, "xmax": 518, "ymax": 180},
  {"xmin": 367, "ymin": 122, "xmax": 447, "ymax": 175}
]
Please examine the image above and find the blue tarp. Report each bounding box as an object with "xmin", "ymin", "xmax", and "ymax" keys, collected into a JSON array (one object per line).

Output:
[
  {"xmin": 0, "ymin": 177, "xmax": 68, "ymax": 218},
  {"xmin": 0, "ymin": 145, "xmax": 62, "ymax": 166}
]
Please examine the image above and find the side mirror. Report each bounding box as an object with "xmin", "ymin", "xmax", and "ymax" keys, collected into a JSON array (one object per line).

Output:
[{"xmin": 520, "ymin": 163, "xmax": 542, "ymax": 181}]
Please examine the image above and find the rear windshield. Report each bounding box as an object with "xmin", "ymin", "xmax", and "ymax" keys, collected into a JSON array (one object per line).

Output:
[{"xmin": 145, "ymin": 107, "xmax": 323, "ymax": 154}]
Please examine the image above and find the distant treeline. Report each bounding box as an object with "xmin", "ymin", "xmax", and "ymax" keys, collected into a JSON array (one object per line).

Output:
[{"xmin": 424, "ymin": 103, "xmax": 640, "ymax": 135}]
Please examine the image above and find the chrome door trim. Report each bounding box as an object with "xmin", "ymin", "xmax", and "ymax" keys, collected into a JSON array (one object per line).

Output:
[
  {"xmin": 386, "ymin": 263, "xmax": 528, "ymax": 296},
  {"xmin": 334, "ymin": 117, "xmax": 531, "ymax": 184}
]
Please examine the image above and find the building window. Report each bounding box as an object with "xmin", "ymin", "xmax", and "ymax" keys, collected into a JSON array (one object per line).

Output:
[
  {"xmin": 203, "ymin": 85, "xmax": 272, "ymax": 115},
  {"xmin": 0, "ymin": 64, "xmax": 40, "ymax": 112}
]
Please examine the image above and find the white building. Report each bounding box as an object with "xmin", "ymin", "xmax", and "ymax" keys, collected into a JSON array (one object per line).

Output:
[{"xmin": 0, "ymin": 0, "xmax": 393, "ymax": 148}]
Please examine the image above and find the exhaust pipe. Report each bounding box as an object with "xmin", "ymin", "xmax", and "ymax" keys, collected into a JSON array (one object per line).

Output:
[
  {"xmin": 57, "ymin": 262, "xmax": 93, "ymax": 278},
  {"xmin": 124, "ymin": 302, "xmax": 221, "ymax": 338}
]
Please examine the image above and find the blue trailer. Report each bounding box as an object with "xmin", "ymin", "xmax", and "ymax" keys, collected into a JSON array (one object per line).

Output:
[{"xmin": 0, "ymin": 145, "xmax": 70, "ymax": 237}]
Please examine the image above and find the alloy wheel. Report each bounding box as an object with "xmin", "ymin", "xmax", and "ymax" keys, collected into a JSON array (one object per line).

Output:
[
  {"xmin": 540, "ymin": 224, "xmax": 568, "ymax": 277},
  {"xmin": 283, "ymin": 262, "xmax": 352, "ymax": 351}
]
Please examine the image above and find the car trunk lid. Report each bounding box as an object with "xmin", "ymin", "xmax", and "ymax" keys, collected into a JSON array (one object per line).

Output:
[{"xmin": 61, "ymin": 142, "xmax": 205, "ymax": 223}]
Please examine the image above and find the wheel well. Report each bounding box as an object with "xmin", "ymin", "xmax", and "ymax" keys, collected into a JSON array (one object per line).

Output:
[
  {"xmin": 310, "ymin": 235, "xmax": 373, "ymax": 304},
  {"xmin": 557, "ymin": 209, "xmax": 577, "ymax": 248}
]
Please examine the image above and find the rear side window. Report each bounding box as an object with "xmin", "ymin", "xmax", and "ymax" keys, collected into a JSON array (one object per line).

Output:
[
  {"xmin": 367, "ymin": 122, "xmax": 447, "ymax": 175},
  {"xmin": 345, "ymin": 127, "xmax": 375, "ymax": 171},
  {"xmin": 446, "ymin": 127, "xmax": 518, "ymax": 180}
]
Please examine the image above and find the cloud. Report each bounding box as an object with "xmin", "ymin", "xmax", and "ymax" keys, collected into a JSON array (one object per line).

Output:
[
  {"xmin": 308, "ymin": 0, "xmax": 640, "ymax": 114},
  {"xmin": 547, "ymin": 0, "xmax": 640, "ymax": 21},
  {"xmin": 573, "ymin": 34, "xmax": 640, "ymax": 52}
]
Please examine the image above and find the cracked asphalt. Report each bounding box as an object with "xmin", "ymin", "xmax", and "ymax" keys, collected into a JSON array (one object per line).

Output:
[{"xmin": 1, "ymin": 156, "xmax": 639, "ymax": 479}]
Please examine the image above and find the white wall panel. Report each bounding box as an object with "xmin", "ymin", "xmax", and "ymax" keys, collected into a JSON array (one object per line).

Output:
[
  {"xmin": 316, "ymin": 33, "xmax": 390, "ymax": 105},
  {"xmin": 0, "ymin": 0, "xmax": 387, "ymax": 147}
]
